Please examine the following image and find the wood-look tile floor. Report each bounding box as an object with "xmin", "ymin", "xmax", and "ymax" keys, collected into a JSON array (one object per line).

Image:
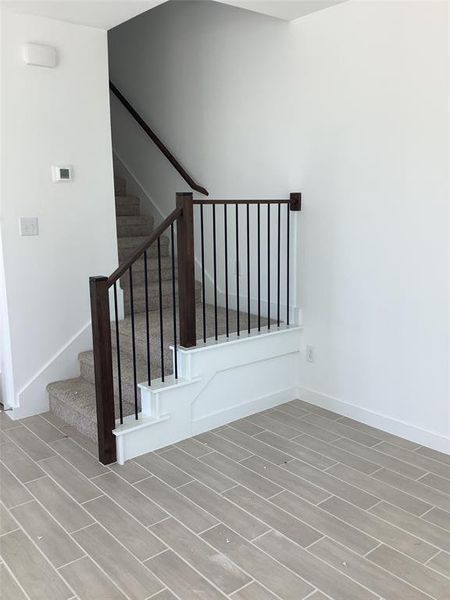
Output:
[{"xmin": 1, "ymin": 400, "xmax": 450, "ymax": 600}]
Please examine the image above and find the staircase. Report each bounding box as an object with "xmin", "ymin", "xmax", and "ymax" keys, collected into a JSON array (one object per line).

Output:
[{"xmin": 47, "ymin": 175, "xmax": 262, "ymax": 444}]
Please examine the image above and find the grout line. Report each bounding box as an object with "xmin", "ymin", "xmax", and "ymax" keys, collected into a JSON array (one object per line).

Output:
[
  {"xmin": 228, "ymin": 579, "xmax": 255, "ymax": 597},
  {"xmin": 56, "ymin": 554, "xmax": 88, "ymax": 571}
]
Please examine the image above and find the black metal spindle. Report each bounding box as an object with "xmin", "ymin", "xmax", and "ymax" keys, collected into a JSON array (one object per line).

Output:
[
  {"xmin": 246, "ymin": 203, "xmax": 250, "ymax": 334},
  {"xmin": 267, "ymin": 203, "xmax": 271, "ymax": 329},
  {"xmin": 157, "ymin": 237, "xmax": 165, "ymax": 382},
  {"xmin": 277, "ymin": 203, "xmax": 281, "ymax": 327},
  {"xmin": 128, "ymin": 266, "xmax": 138, "ymax": 419},
  {"xmin": 113, "ymin": 282, "xmax": 123, "ymax": 425},
  {"xmin": 143, "ymin": 250, "xmax": 151, "ymax": 385},
  {"xmin": 224, "ymin": 204, "xmax": 229, "ymax": 337},
  {"xmin": 257, "ymin": 203, "xmax": 261, "ymax": 331},
  {"xmin": 200, "ymin": 204, "xmax": 206, "ymax": 343},
  {"xmin": 170, "ymin": 224, "xmax": 178, "ymax": 379},
  {"xmin": 236, "ymin": 203, "xmax": 240, "ymax": 336},
  {"xmin": 213, "ymin": 204, "xmax": 218, "ymax": 340},
  {"xmin": 286, "ymin": 204, "xmax": 290, "ymax": 326}
]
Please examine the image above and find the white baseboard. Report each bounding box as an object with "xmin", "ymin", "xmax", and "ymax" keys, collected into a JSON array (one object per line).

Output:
[
  {"xmin": 12, "ymin": 323, "xmax": 92, "ymax": 419},
  {"xmin": 297, "ymin": 385, "xmax": 450, "ymax": 455}
]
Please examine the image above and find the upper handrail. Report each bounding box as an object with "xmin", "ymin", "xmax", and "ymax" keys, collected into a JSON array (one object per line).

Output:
[
  {"xmin": 107, "ymin": 205, "xmax": 182, "ymax": 286},
  {"xmin": 109, "ymin": 81, "xmax": 209, "ymax": 197}
]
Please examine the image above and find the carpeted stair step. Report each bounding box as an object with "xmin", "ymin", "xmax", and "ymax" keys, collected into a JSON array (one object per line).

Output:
[
  {"xmin": 117, "ymin": 215, "xmax": 154, "ymax": 238},
  {"xmin": 114, "ymin": 175, "xmax": 126, "ymax": 196},
  {"xmin": 123, "ymin": 279, "xmax": 202, "ymax": 314},
  {"xmin": 118, "ymin": 236, "xmax": 170, "ymax": 262},
  {"xmin": 47, "ymin": 377, "xmax": 135, "ymax": 442},
  {"xmin": 115, "ymin": 195, "xmax": 140, "ymax": 216},
  {"xmin": 119, "ymin": 256, "xmax": 175, "ymax": 287}
]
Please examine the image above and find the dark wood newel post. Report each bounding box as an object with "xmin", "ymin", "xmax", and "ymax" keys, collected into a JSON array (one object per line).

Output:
[
  {"xmin": 176, "ymin": 192, "xmax": 197, "ymax": 348},
  {"xmin": 289, "ymin": 192, "xmax": 302, "ymax": 211},
  {"xmin": 89, "ymin": 276, "xmax": 116, "ymax": 464}
]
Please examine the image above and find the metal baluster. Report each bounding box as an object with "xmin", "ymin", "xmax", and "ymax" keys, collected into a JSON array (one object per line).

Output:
[
  {"xmin": 236, "ymin": 203, "xmax": 240, "ymax": 336},
  {"xmin": 170, "ymin": 224, "xmax": 178, "ymax": 379},
  {"xmin": 200, "ymin": 203, "xmax": 206, "ymax": 343},
  {"xmin": 224, "ymin": 204, "xmax": 229, "ymax": 337},
  {"xmin": 287, "ymin": 204, "xmax": 290, "ymax": 326},
  {"xmin": 113, "ymin": 282, "xmax": 123, "ymax": 425},
  {"xmin": 247, "ymin": 203, "xmax": 251, "ymax": 334},
  {"xmin": 143, "ymin": 250, "xmax": 151, "ymax": 385},
  {"xmin": 277, "ymin": 203, "xmax": 281, "ymax": 327},
  {"xmin": 267, "ymin": 203, "xmax": 271, "ymax": 329},
  {"xmin": 257, "ymin": 203, "xmax": 261, "ymax": 332},
  {"xmin": 213, "ymin": 204, "xmax": 218, "ymax": 340},
  {"xmin": 157, "ymin": 237, "xmax": 165, "ymax": 382},
  {"xmin": 129, "ymin": 266, "xmax": 138, "ymax": 419}
]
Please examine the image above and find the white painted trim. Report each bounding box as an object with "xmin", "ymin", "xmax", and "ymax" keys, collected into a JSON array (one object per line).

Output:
[
  {"xmin": 12, "ymin": 322, "xmax": 92, "ymax": 419},
  {"xmin": 192, "ymin": 386, "xmax": 297, "ymax": 434},
  {"xmin": 296, "ymin": 385, "xmax": 450, "ymax": 455}
]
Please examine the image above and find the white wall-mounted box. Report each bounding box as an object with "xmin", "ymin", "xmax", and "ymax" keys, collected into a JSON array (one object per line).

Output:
[{"xmin": 23, "ymin": 43, "xmax": 57, "ymax": 68}]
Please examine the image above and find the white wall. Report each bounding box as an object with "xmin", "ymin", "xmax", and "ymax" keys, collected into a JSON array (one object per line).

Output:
[
  {"xmin": 0, "ymin": 12, "xmax": 118, "ymax": 416},
  {"xmin": 291, "ymin": 0, "xmax": 449, "ymax": 451}
]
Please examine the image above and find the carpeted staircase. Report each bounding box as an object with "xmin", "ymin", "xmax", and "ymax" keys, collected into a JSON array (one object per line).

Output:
[{"xmin": 48, "ymin": 174, "xmax": 265, "ymax": 445}]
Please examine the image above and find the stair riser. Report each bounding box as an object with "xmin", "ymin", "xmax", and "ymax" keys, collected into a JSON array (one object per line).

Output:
[
  {"xmin": 114, "ymin": 178, "xmax": 126, "ymax": 196},
  {"xmin": 123, "ymin": 285, "xmax": 201, "ymax": 315},
  {"xmin": 120, "ymin": 265, "xmax": 175, "ymax": 287},
  {"xmin": 118, "ymin": 241, "xmax": 169, "ymax": 260},
  {"xmin": 49, "ymin": 393, "xmax": 98, "ymax": 442},
  {"xmin": 116, "ymin": 204, "xmax": 140, "ymax": 217},
  {"xmin": 117, "ymin": 223, "xmax": 153, "ymax": 237}
]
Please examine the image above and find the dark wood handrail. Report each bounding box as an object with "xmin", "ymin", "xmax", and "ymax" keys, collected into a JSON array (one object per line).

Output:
[
  {"xmin": 107, "ymin": 205, "xmax": 183, "ymax": 286},
  {"xmin": 109, "ymin": 81, "xmax": 209, "ymax": 197}
]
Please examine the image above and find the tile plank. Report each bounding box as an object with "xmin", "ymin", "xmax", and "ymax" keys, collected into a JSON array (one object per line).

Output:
[
  {"xmin": 49, "ymin": 438, "xmax": 107, "ymax": 478},
  {"xmin": 367, "ymin": 544, "xmax": 450, "ymax": 600},
  {"xmin": 59, "ymin": 556, "xmax": 127, "ymax": 600},
  {"xmin": 255, "ymin": 431, "xmax": 337, "ymax": 470},
  {"xmin": 73, "ymin": 524, "xmax": 163, "ymax": 600},
  {"xmin": 336, "ymin": 416, "xmax": 420, "ymax": 450},
  {"xmin": 327, "ymin": 463, "xmax": 431, "ymax": 516},
  {"xmin": 294, "ymin": 435, "xmax": 379, "ymax": 474},
  {"xmin": 224, "ymin": 485, "xmax": 322, "ymax": 547},
  {"xmin": 83, "ymin": 495, "xmax": 166, "ymax": 560},
  {"xmin": 427, "ymin": 551, "xmax": 450, "ymax": 578},
  {"xmin": 333, "ymin": 437, "xmax": 426, "ymax": 480},
  {"xmin": 282, "ymin": 458, "xmax": 379, "ymax": 509},
  {"xmin": 151, "ymin": 517, "xmax": 250, "ymax": 594},
  {"xmin": 92, "ymin": 472, "xmax": 168, "ymax": 526},
  {"xmin": 202, "ymin": 524, "xmax": 314, "ymax": 599},
  {"xmin": 422, "ymin": 507, "xmax": 450, "ymax": 531},
  {"xmin": 5, "ymin": 427, "xmax": 55, "ymax": 461},
  {"xmin": 162, "ymin": 447, "xmax": 236, "ymax": 492},
  {"xmin": 216, "ymin": 427, "xmax": 293, "ymax": 465},
  {"xmin": 11, "ymin": 500, "xmax": 84, "ymax": 568},
  {"xmin": 255, "ymin": 530, "xmax": 378, "ymax": 600},
  {"xmin": 310, "ymin": 536, "xmax": 431, "ymax": 600},
  {"xmin": 0, "ymin": 502, "xmax": 18, "ymax": 535},
  {"xmin": 0, "ymin": 564, "xmax": 28, "ymax": 600},
  {"xmin": 265, "ymin": 408, "xmax": 341, "ymax": 443},
  {"xmin": 231, "ymin": 582, "xmax": 279, "ymax": 599},
  {"xmin": 272, "ymin": 490, "xmax": 378, "ymax": 555},
  {"xmin": 26, "ymin": 476, "xmax": 93, "ymax": 533},
  {"xmin": 146, "ymin": 549, "xmax": 227, "ymax": 599},
  {"xmin": 201, "ymin": 451, "xmax": 283, "ymax": 498},
  {"xmin": 20, "ymin": 415, "xmax": 67, "ymax": 443},
  {"xmin": 419, "ymin": 472, "xmax": 450, "ymax": 495},
  {"xmin": 241, "ymin": 455, "xmax": 331, "ymax": 504},
  {"xmin": 135, "ymin": 476, "xmax": 217, "ymax": 533},
  {"xmin": 370, "ymin": 500, "xmax": 450, "ymax": 553},
  {"xmin": 320, "ymin": 496, "xmax": 437, "ymax": 563},
  {"xmin": 194, "ymin": 431, "xmax": 253, "ymax": 462},
  {"xmin": 375, "ymin": 441, "xmax": 450, "ymax": 480},
  {"xmin": 38, "ymin": 455, "xmax": 100, "ymax": 503},
  {"xmin": 179, "ymin": 480, "xmax": 269, "ymax": 540},
  {"xmin": 0, "ymin": 463, "xmax": 32, "ymax": 508},
  {"xmin": 301, "ymin": 412, "xmax": 381, "ymax": 446},
  {"xmin": 1, "ymin": 529, "xmax": 72, "ymax": 599},
  {"xmin": 1, "ymin": 442, "xmax": 45, "ymax": 483},
  {"xmin": 134, "ymin": 451, "xmax": 193, "ymax": 488}
]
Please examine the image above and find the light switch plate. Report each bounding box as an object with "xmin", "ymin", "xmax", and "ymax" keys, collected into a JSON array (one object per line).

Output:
[
  {"xmin": 23, "ymin": 43, "xmax": 57, "ymax": 68},
  {"xmin": 20, "ymin": 217, "xmax": 39, "ymax": 236}
]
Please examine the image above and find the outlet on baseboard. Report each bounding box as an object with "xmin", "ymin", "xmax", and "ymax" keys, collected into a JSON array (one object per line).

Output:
[{"xmin": 306, "ymin": 345, "xmax": 314, "ymax": 363}]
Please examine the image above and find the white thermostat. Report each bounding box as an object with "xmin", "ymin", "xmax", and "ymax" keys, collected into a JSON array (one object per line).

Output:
[{"xmin": 52, "ymin": 165, "xmax": 73, "ymax": 182}]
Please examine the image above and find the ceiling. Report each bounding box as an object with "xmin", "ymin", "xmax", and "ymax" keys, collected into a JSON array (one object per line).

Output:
[{"xmin": 1, "ymin": 0, "xmax": 346, "ymax": 30}]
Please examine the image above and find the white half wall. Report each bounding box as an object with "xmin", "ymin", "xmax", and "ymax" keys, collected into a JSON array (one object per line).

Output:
[
  {"xmin": 290, "ymin": 0, "xmax": 449, "ymax": 452},
  {"xmin": 0, "ymin": 12, "xmax": 118, "ymax": 416}
]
